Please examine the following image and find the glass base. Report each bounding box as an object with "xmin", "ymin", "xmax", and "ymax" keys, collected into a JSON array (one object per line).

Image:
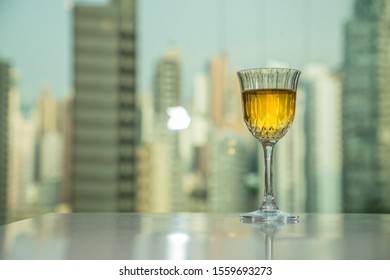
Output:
[{"xmin": 240, "ymin": 210, "xmax": 299, "ymax": 223}]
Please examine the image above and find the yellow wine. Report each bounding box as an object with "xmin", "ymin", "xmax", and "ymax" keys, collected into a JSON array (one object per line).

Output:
[{"xmin": 242, "ymin": 88, "xmax": 296, "ymax": 141}]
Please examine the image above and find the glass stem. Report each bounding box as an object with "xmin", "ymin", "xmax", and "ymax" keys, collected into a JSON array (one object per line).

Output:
[{"xmin": 260, "ymin": 143, "xmax": 279, "ymax": 212}]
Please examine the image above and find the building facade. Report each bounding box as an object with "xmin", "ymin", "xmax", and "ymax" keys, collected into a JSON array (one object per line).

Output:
[
  {"xmin": 72, "ymin": 0, "xmax": 137, "ymax": 212},
  {"xmin": 0, "ymin": 58, "xmax": 10, "ymax": 224},
  {"xmin": 7, "ymin": 87, "xmax": 37, "ymax": 222},
  {"xmin": 149, "ymin": 48, "xmax": 186, "ymax": 212},
  {"xmin": 35, "ymin": 88, "xmax": 62, "ymax": 208},
  {"xmin": 343, "ymin": 0, "xmax": 390, "ymax": 212},
  {"xmin": 208, "ymin": 130, "xmax": 250, "ymax": 212},
  {"xmin": 303, "ymin": 64, "xmax": 342, "ymax": 213}
]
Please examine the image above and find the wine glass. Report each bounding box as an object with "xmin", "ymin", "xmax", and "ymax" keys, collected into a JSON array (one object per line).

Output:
[{"xmin": 237, "ymin": 68, "xmax": 301, "ymax": 223}]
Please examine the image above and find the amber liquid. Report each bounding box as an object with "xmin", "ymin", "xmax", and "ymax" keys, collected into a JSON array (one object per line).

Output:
[{"xmin": 242, "ymin": 88, "xmax": 296, "ymax": 141}]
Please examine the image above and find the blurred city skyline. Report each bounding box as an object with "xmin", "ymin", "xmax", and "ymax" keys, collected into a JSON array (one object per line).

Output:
[
  {"xmin": 0, "ymin": 0, "xmax": 353, "ymax": 105},
  {"xmin": 2, "ymin": 0, "xmax": 389, "ymax": 225}
]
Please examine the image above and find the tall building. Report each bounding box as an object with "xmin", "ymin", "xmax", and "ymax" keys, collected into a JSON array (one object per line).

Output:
[
  {"xmin": 7, "ymin": 86, "xmax": 36, "ymax": 222},
  {"xmin": 35, "ymin": 87, "xmax": 62, "ymax": 208},
  {"xmin": 0, "ymin": 57, "xmax": 10, "ymax": 224},
  {"xmin": 189, "ymin": 73, "xmax": 210, "ymax": 204},
  {"xmin": 191, "ymin": 73, "xmax": 209, "ymax": 148},
  {"xmin": 303, "ymin": 64, "xmax": 342, "ymax": 213},
  {"xmin": 7, "ymin": 87, "xmax": 21, "ymax": 213},
  {"xmin": 208, "ymin": 130, "xmax": 250, "ymax": 212},
  {"xmin": 36, "ymin": 87, "xmax": 57, "ymax": 136},
  {"xmin": 58, "ymin": 95, "xmax": 73, "ymax": 210},
  {"xmin": 209, "ymin": 53, "xmax": 228, "ymax": 128},
  {"xmin": 72, "ymin": 0, "xmax": 137, "ymax": 212},
  {"xmin": 153, "ymin": 48, "xmax": 181, "ymax": 117},
  {"xmin": 149, "ymin": 48, "xmax": 186, "ymax": 212},
  {"xmin": 343, "ymin": 0, "xmax": 390, "ymax": 212},
  {"xmin": 134, "ymin": 93, "xmax": 153, "ymax": 212},
  {"xmin": 135, "ymin": 143, "xmax": 152, "ymax": 212}
]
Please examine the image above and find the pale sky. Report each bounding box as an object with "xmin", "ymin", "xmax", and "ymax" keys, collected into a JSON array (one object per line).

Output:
[{"xmin": 0, "ymin": 0, "xmax": 354, "ymax": 105}]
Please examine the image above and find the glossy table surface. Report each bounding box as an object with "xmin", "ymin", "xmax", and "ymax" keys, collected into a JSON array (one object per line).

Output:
[{"xmin": 0, "ymin": 212, "xmax": 389, "ymax": 260}]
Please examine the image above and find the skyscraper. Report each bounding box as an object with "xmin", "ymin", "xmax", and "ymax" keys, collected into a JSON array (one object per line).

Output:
[
  {"xmin": 35, "ymin": 87, "xmax": 62, "ymax": 208},
  {"xmin": 72, "ymin": 0, "xmax": 137, "ymax": 212},
  {"xmin": 149, "ymin": 48, "xmax": 186, "ymax": 212},
  {"xmin": 208, "ymin": 130, "xmax": 250, "ymax": 212},
  {"xmin": 7, "ymin": 86, "xmax": 36, "ymax": 222},
  {"xmin": 59, "ymin": 95, "xmax": 74, "ymax": 210},
  {"xmin": 302, "ymin": 64, "xmax": 342, "ymax": 213},
  {"xmin": 343, "ymin": 0, "xmax": 390, "ymax": 212},
  {"xmin": 153, "ymin": 48, "xmax": 181, "ymax": 118},
  {"xmin": 0, "ymin": 57, "xmax": 10, "ymax": 224},
  {"xmin": 189, "ymin": 73, "xmax": 210, "ymax": 207},
  {"xmin": 191, "ymin": 73, "xmax": 209, "ymax": 148},
  {"xmin": 209, "ymin": 53, "xmax": 228, "ymax": 128}
]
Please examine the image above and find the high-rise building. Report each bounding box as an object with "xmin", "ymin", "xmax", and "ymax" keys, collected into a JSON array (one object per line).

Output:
[
  {"xmin": 7, "ymin": 86, "xmax": 36, "ymax": 222},
  {"xmin": 303, "ymin": 64, "xmax": 342, "ymax": 213},
  {"xmin": 208, "ymin": 130, "xmax": 250, "ymax": 212},
  {"xmin": 191, "ymin": 73, "xmax": 209, "ymax": 148},
  {"xmin": 134, "ymin": 143, "xmax": 152, "ymax": 212},
  {"xmin": 343, "ymin": 0, "xmax": 390, "ymax": 213},
  {"xmin": 58, "ymin": 94, "xmax": 73, "ymax": 210},
  {"xmin": 149, "ymin": 48, "xmax": 186, "ymax": 212},
  {"xmin": 35, "ymin": 88, "xmax": 62, "ymax": 208},
  {"xmin": 36, "ymin": 87, "xmax": 57, "ymax": 136},
  {"xmin": 0, "ymin": 57, "xmax": 10, "ymax": 224},
  {"xmin": 153, "ymin": 48, "xmax": 181, "ymax": 117},
  {"xmin": 134, "ymin": 93, "xmax": 153, "ymax": 212},
  {"xmin": 7, "ymin": 87, "xmax": 21, "ymax": 213},
  {"xmin": 72, "ymin": 0, "xmax": 137, "ymax": 212},
  {"xmin": 209, "ymin": 53, "xmax": 228, "ymax": 128}
]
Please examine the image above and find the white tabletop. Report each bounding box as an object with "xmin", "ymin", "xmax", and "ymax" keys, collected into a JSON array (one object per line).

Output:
[{"xmin": 0, "ymin": 212, "xmax": 389, "ymax": 260}]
